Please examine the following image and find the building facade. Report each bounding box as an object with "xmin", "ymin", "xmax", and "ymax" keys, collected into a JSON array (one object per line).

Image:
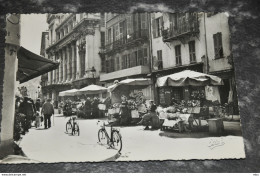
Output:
[
  {"xmin": 100, "ymin": 13, "xmax": 153, "ymax": 99},
  {"xmin": 151, "ymin": 12, "xmax": 238, "ymax": 113},
  {"xmin": 41, "ymin": 13, "xmax": 105, "ymax": 107}
]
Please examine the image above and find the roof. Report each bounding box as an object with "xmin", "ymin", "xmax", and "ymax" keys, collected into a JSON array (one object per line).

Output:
[{"xmin": 17, "ymin": 47, "xmax": 59, "ymax": 83}]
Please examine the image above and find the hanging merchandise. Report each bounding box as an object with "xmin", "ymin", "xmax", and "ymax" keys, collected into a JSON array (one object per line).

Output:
[{"xmin": 205, "ymin": 86, "xmax": 221, "ymax": 103}]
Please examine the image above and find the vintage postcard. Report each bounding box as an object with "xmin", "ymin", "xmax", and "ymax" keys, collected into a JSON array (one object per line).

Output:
[{"xmin": 0, "ymin": 12, "xmax": 245, "ymax": 163}]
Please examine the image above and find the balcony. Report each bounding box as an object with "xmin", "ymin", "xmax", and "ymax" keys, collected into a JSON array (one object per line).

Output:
[
  {"xmin": 162, "ymin": 14, "xmax": 199, "ymax": 42},
  {"xmin": 105, "ymin": 29, "xmax": 149, "ymax": 54},
  {"xmin": 100, "ymin": 65, "xmax": 150, "ymax": 82}
]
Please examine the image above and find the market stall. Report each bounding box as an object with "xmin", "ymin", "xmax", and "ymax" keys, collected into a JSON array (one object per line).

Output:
[
  {"xmin": 156, "ymin": 70, "xmax": 224, "ymax": 133},
  {"xmin": 76, "ymin": 84, "xmax": 108, "ymax": 119},
  {"xmin": 107, "ymin": 78, "xmax": 152, "ymax": 125}
]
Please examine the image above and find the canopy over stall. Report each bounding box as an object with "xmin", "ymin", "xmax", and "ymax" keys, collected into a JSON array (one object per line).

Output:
[
  {"xmin": 59, "ymin": 89, "xmax": 79, "ymax": 97},
  {"xmin": 77, "ymin": 84, "xmax": 107, "ymax": 95},
  {"xmin": 17, "ymin": 47, "xmax": 60, "ymax": 83},
  {"xmin": 108, "ymin": 78, "xmax": 151, "ymax": 92},
  {"xmin": 156, "ymin": 70, "xmax": 223, "ymax": 87},
  {"xmin": 107, "ymin": 78, "xmax": 151, "ymax": 104}
]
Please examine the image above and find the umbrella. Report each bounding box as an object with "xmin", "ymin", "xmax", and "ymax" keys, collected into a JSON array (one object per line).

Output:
[
  {"xmin": 77, "ymin": 84, "xmax": 107, "ymax": 95},
  {"xmin": 108, "ymin": 78, "xmax": 151, "ymax": 92},
  {"xmin": 156, "ymin": 70, "xmax": 223, "ymax": 87},
  {"xmin": 59, "ymin": 89, "xmax": 79, "ymax": 97}
]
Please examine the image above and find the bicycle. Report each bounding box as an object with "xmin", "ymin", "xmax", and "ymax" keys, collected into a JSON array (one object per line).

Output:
[
  {"xmin": 97, "ymin": 120, "xmax": 122, "ymax": 153},
  {"xmin": 66, "ymin": 116, "xmax": 80, "ymax": 136}
]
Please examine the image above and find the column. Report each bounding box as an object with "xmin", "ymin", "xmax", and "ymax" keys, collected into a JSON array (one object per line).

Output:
[
  {"xmin": 71, "ymin": 42, "xmax": 75, "ymax": 80},
  {"xmin": 63, "ymin": 48, "xmax": 66, "ymax": 82},
  {"xmin": 52, "ymin": 54, "xmax": 56, "ymax": 83},
  {"xmin": 56, "ymin": 52, "xmax": 59, "ymax": 83},
  {"xmin": 66, "ymin": 45, "xmax": 70, "ymax": 81},
  {"xmin": 76, "ymin": 40, "xmax": 81, "ymax": 79},
  {"xmin": 59, "ymin": 50, "xmax": 62, "ymax": 82}
]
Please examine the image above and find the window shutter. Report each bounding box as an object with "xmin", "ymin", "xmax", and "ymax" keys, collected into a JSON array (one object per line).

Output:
[
  {"xmin": 143, "ymin": 48, "xmax": 148, "ymax": 65},
  {"xmin": 213, "ymin": 34, "xmax": 218, "ymax": 58},
  {"xmin": 160, "ymin": 16, "xmax": 164, "ymax": 36},
  {"xmin": 138, "ymin": 49, "xmax": 143, "ymax": 65},
  {"xmin": 152, "ymin": 19, "xmax": 157, "ymax": 38},
  {"xmin": 218, "ymin": 32, "xmax": 223, "ymax": 57}
]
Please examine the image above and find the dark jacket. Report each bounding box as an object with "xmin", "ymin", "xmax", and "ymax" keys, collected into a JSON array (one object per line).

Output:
[{"xmin": 42, "ymin": 102, "xmax": 54, "ymax": 115}]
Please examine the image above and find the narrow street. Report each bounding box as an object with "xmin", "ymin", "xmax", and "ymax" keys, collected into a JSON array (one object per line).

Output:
[{"xmin": 18, "ymin": 112, "xmax": 245, "ymax": 162}]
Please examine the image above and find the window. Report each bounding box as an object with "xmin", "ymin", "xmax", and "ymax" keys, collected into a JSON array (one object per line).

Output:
[
  {"xmin": 152, "ymin": 16, "xmax": 163, "ymax": 38},
  {"xmin": 101, "ymin": 32, "xmax": 105, "ymax": 47},
  {"xmin": 143, "ymin": 48, "xmax": 148, "ymax": 66},
  {"xmin": 138, "ymin": 49, "xmax": 143, "ymax": 65},
  {"xmin": 114, "ymin": 24, "xmax": 120, "ymax": 41},
  {"xmin": 126, "ymin": 15, "xmax": 133, "ymax": 36},
  {"xmin": 122, "ymin": 54, "xmax": 128, "ymax": 69},
  {"xmin": 141, "ymin": 13, "xmax": 147, "ymax": 30},
  {"xmin": 157, "ymin": 50, "xmax": 163, "ymax": 69},
  {"xmin": 101, "ymin": 57, "xmax": 106, "ymax": 72},
  {"xmin": 116, "ymin": 57, "xmax": 120, "ymax": 71},
  {"xmin": 189, "ymin": 41, "xmax": 196, "ymax": 62},
  {"xmin": 175, "ymin": 45, "xmax": 182, "ymax": 65},
  {"xmin": 107, "ymin": 28, "xmax": 112, "ymax": 44},
  {"xmin": 106, "ymin": 59, "xmax": 110, "ymax": 73},
  {"xmin": 213, "ymin": 32, "xmax": 223, "ymax": 59},
  {"xmin": 130, "ymin": 51, "xmax": 137, "ymax": 67},
  {"xmin": 127, "ymin": 54, "xmax": 131, "ymax": 68}
]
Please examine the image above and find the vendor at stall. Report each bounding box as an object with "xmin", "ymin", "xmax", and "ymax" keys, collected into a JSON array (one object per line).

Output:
[
  {"xmin": 84, "ymin": 97, "xmax": 92, "ymax": 119},
  {"xmin": 91, "ymin": 97, "xmax": 99, "ymax": 118},
  {"xmin": 137, "ymin": 104, "xmax": 160, "ymax": 130},
  {"xmin": 119, "ymin": 95, "xmax": 131, "ymax": 125}
]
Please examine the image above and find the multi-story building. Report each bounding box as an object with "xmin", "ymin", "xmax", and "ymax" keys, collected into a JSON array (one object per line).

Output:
[
  {"xmin": 100, "ymin": 13, "xmax": 153, "ymax": 99},
  {"xmin": 41, "ymin": 13, "xmax": 105, "ymax": 107},
  {"xmin": 40, "ymin": 31, "xmax": 49, "ymax": 100},
  {"xmin": 151, "ymin": 12, "xmax": 238, "ymax": 113}
]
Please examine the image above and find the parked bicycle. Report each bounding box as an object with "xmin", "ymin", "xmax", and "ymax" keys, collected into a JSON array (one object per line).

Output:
[
  {"xmin": 97, "ymin": 120, "xmax": 122, "ymax": 153},
  {"xmin": 66, "ymin": 116, "xmax": 80, "ymax": 136}
]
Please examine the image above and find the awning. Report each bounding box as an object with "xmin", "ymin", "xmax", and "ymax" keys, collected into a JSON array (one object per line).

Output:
[
  {"xmin": 77, "ymin": 84, "xmax": 107, "ymax": 95},
  {"xmin": 156, "ymin": 70, "xmax": 223, "ymax": 87},
  {"xmin": 108, "ymin": 78, "xmax": 151, "ymax": 92},
  {"xmin": 17, "ymin": 47, "xmax": 60, "ymax": 83},
  {"xmin": 59, "ymin": 89, "xmax": 79, "ymax": 97}
]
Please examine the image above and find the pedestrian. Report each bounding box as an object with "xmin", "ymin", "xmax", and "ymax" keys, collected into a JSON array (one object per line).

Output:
[
  {"xmin": 92, "ymin": 97, "xmax": 99, "ymax": 118},
  {"xmin": 137, "ymin": 104, "xmax": 161, "ymax": 130},
  {"xmin": 35, "ymin": 98, "xmax": 41, "ymax": 112},
  {"xmin": 35, "ymin": 111, "xmax": 41, "ymax": 128},
  {"xmin": 19, "ymin": 96, "xmax": 36, "ymax": 132},
  {"xmin": 41, "ymin": 98, "xmax": 54, "ymax": 129}
]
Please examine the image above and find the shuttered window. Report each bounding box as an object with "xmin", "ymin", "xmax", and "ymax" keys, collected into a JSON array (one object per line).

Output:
[
  {"xmin": 189, "ymin": 40, "xmax": 196, "ymax": 62},
  {"xmin": 138, "ymin": 49, "xmax": 143, "ymax": 65},
  {"xmin": 213, "ymin": 32, "xmax": 223, "ymax": 59},
  {"xmin": 143, "ymin": 48, "xmax": 148, "ymax": 66},
  {"xmin": 175, "ymin": 45, "xmax": 182, "ymax": 65},
  {"xmin": 152, "ymin": 16, "xmax": 163, "ymax": 38},
  {"xmin": 126, "ymin": 15, "xmax": 133, "ymax": 36}
]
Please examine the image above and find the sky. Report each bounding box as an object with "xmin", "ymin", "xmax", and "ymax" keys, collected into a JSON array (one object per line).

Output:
[{"xmin": 18, "ymin": 14, "xmax": 48, "ymax": 99}]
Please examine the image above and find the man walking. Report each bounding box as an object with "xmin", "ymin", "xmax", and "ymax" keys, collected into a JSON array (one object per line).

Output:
[{"xmin": 41, "ymin": 98, "xmax": 54, "ymax": 129}]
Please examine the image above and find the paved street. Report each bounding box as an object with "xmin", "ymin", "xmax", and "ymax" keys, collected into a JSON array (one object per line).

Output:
[{"xmin": 19, "ymin": 113, "xmax": 245, "ymax": 162}]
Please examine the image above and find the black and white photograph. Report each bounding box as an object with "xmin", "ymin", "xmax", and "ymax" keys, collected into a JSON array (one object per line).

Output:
[{"xmin": 0, "ymin": 12, "xmax": 245, "ymax": 163}]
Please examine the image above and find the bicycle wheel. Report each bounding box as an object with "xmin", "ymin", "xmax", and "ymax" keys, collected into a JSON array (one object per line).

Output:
[
  {"xmin": 72, "ymin": 123, "xmax": 80, "ymax": 136},
  {"xmin": 111, "ymin": 131, "xmax": 122, "ymax": 153},
  {"xmin": 66, "ymin": 122, "xmax": 72, "ymax": 134},
  {"xmin": 98, "ymin": 129, "xmax": 108, "ymax": 145}
]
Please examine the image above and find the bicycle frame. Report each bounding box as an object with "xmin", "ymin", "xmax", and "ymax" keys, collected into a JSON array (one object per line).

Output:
[{"xmin": 100, "ymin": 121, "xmax": 114, "ymax": 144}]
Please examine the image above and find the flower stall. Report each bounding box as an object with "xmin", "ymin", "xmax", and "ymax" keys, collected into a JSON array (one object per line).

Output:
[
  {"xmin": 156, "ymin": 70, "xmax": 224, "ymax": 132},
  {"xmin": 107, "ymin": 78, "xmax": 152, "ymax": 124}
]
